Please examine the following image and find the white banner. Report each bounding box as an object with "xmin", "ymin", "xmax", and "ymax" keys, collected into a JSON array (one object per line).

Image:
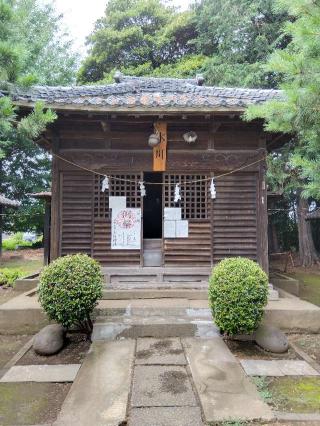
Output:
[{"xmin": 111, "ymin": 208, "xmax": 141, "ymax": 250}]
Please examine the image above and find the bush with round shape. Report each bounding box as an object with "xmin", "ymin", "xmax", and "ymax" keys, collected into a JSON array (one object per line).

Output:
[
  {"xmin": 38, "ymin": 254, "xmax": 103, "ymax": 334},
  {"xmin": 209, "ymin": 257, "xmax": 268, "ymax": 336}
]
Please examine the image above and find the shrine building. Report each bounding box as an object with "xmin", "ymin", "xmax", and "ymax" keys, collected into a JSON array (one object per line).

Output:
[{"xmin": 8, "ymin": 74, "xmax": 283, "ymax": 274}]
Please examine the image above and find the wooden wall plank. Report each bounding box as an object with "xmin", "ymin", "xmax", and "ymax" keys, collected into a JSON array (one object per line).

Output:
[
  {"xmin": 60, "ymin": 171, "xmax": 94, "ymax": 256},
  {"xmin": 164, "ymin": 222, "xmax": 212, "ymax": 266},
  {"xmin": 212, "ymin": 172, "xmax": 258, "ymax": 264}
]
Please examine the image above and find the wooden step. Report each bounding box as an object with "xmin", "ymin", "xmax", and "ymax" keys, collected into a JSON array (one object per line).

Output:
[{"xmin": 143, "ymin": 239, "xmax": 162, "ymax": 249}]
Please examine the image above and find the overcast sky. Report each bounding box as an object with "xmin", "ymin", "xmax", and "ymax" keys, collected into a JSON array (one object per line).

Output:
[{"xmin": 52, "ymin": 0, "xmax": 192, "ymax": 55}]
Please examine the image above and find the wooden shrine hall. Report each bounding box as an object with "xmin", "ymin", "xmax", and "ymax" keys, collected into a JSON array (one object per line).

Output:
[{"xmin": 7, "ymin": 74, "xmax": 283, "ymax": 274}]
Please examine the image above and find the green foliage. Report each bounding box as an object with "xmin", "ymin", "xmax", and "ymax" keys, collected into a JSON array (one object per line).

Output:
[
  {"xmin": 79, "ymin": 0, "xmax": 290, "ymax": 87},
  {"xmin": 209, "ymin": 258, "xmax": 268, "ymax": 335},
  {"xmin": 2, "ymin": 232, "xmax": 42, "ymax": 250},
  {"xmin": 100, "ymin": 55, "xmax": 207, "ymax": 83},
  {"xmin": 0, "ymin": 0, "xmax": 77, "ymax": 235},
  {"xmin": 12, "ymin": 0, "xmax": 78, "ymax": 85},
  {"xmin": 78, "ymin": 0, "xmax": 198, "ymax": 83},
  {"xmin": 0, "ymin": 95, "xmax": 56, "ymax": 233},
  {"xmin": 38, "ymin": 254, "xmax": 103, "ymax": 331},
  {"xmin": 252, "ymin": 376, "xmax": 274, "ymax": 403},
  {"xmin": 195, "ymin": 0, "xmax": 290, "ymax": 88},
  {"xmin": 0, "ymin": 267, "xmax": 23, "ymax": 286},
  {"xmin": 245, "ymin": 0, "xmax": 320, "ymax": 199}
]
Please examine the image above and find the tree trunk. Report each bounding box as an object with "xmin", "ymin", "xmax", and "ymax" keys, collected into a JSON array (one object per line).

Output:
[{"xmin": 297, "ymin": 195, "xmax": 320, "ymax": 267}]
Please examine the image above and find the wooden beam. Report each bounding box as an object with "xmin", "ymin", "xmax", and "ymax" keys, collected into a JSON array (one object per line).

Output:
[{"xmin": 153, "ymin": 122, "xmax": 167, "ymax": 171}]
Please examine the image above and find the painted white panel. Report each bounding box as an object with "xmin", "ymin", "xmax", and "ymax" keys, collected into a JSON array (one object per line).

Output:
[
  {"xmin": 109, "ymin": 196, "xmax": 126, "ymax": 210},
  {"xmin": 164, "ymin": 207, "xmax": 181, "ymax": 221},
  {"xmin": 176, "ymin": 220, "xmax": 189, "ymax": 238},
  {"xmin": 164, "ymin": 220, "xmax": 176, "ymax": 238}
]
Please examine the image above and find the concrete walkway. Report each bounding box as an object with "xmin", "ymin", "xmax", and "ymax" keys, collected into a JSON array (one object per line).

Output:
[
  {"xmin": 55, "ymin": 340, "xmax": 135, "ymax": 426},
  {"xmin": 183, "ymin": 337, "xmax": 273, "ymax": 423},
  {"xmin": 52, "ymin": 336, "xmax": 273, "ymax": 425},
  {"xmin": 129, "ymin": 338, "xmax": 203, "ymax": 426}
]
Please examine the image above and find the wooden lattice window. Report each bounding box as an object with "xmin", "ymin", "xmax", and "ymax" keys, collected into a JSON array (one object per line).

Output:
[
  {"xmin": 163, "ymin": 174, "xmax": 210, "ymax": 220},
  {"xmin": 94, "ymin": 173, "xmax": 142, "ymax": 218}
]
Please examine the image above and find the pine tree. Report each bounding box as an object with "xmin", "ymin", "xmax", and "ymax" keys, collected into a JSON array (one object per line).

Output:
[{"xmin": 245, "ymin": 0, "xmax": 320, "ymax": 266}]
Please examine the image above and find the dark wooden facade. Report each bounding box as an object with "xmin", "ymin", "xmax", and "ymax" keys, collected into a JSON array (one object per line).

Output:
[{"xmin": 49, "ymin": 113, "xmax": 269, "ymax": 272}]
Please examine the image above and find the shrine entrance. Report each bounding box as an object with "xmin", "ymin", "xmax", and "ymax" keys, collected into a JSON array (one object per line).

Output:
[{"xmin": 143, "ymin": 172, "xmax": 163, "ymax": 239}]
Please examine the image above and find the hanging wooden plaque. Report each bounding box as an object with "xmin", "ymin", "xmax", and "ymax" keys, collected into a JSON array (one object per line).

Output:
[{"xmin": 153, "ymin": 122, "xmax": 167, "ymax": 171}]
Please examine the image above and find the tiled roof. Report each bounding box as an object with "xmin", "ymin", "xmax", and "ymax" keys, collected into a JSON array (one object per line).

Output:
[
  {"xmin": 2, "ymin": 74, "xmax": 282, "ymax": 112},
  {"xmin": 27, "ymin": 191, "xmax": 52, "ymax": 199},
  {"xmin": 0, "ymin": 194, "xmax": 20, "ymax": 207}
]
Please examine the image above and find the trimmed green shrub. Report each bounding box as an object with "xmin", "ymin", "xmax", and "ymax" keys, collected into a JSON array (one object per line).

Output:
[
  {"xmin": 38, "ymin": 254, "xmax": 103, "ymax": 333},
  {"xmin": 209, "ymin": 257, "xmax": 268, "ymax": 335},
  {"xmin": 0, "ymin": 268, "xmax": 23, "ymax": 287}
]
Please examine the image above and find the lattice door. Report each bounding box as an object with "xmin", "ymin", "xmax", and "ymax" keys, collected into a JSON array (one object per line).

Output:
[
  {"xmin": 163, "ymin": 173, "xmax": 211, "ymax": 220},
  {"xmin": 94, "ymin": 173, "xmax": 143, "ymax": 219}
]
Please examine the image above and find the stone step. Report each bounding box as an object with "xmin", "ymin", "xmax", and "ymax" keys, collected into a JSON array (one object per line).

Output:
[
  {"xmin": 107, "ymin": 281, "xmax": 208, "ymax": 290},
  {"xmin": 92, "ymin": 314, "xmax": 217, "ymax": 341},
  {"xmin": 102, "ymin": 288, "xmax": 208, "ymax": 300},
  {"xmin": 143, "ymin": 250, "xmax": 162, "ymax": 267},
  {"xmin": 103, "ymin": 266, "xmax": 211, "ymax": 284}
]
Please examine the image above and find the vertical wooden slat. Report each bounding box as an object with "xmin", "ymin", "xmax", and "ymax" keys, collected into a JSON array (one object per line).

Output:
[{"xmin": 212, "ymin": 172, "xmax": 258, "ymax": 263}]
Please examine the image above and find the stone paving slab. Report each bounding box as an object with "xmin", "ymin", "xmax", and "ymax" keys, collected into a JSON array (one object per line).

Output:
[
  {"xmin": 131, "ymin": 365, "xmax": 197, "ymax": 407},
  {"xmin": 0, "ymin": 364, "xmax": 80, "ymax": 383},
  {"xmin": 129, "ymin": 406, "xmax": 203, "ymax": 426},
  {"xmin": 241, "ymin": 359, "xmax": 320, "ymax": 377},
  {"xmin": 183, "ymin": 337, "xmax": 274, "ymax": 423},
  {"xmin": 55, "ymin": 340, "xmax": 135, "ymax": 426},
  {"xmin": 135, "ymin": 338, "xmax": 186, "ymax": 365}
]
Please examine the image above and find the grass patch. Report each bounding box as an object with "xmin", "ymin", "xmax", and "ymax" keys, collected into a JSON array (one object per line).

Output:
[
  {"xmin": 0, "ymin": 382, "xmax": 71, "ymax": 425},
  {"xmin": 0, "ymin": 258, "xmax": 42, "ymax": 277},
  {"xmin": 251, "ymin": 376, "xmax": 274, "ymax": 404},
  {"xmin": 289, "ymin": 272, "xmax": 320, "ymax": 306},
  {"xmin": 252, "ymin": 376, "xmax": 320, "ymax": 413},
  {"xmin": 290, "ymin": 334, "xmax": 320, "ymax": 364},
  {"xmin": 0, "ymin": 268, "xmax": 23, "ymax": 287}
]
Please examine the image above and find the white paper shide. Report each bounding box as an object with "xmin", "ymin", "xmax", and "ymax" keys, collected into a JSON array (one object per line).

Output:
[{"xmin": 111, "ymin": 208, "xmax": 141, "ymax": 249}]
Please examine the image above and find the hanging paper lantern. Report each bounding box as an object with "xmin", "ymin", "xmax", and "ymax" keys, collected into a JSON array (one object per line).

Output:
[
  {"xmin": 210, "ymin": 177, "xmax": 216, "ymax": 199},
  {"xmin": 174, "ymin": 183, "xmax": 181, "ymax": 203},
  {"xmin": 101, "ymin": 176, "xmax": 109, "ymax": 192},
  {"xmin": 139, "ymin": 181, "xmax": 146, "ymax": 197}
]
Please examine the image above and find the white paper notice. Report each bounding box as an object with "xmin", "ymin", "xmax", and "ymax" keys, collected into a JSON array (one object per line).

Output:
[
  {"xmin": 109, "ymin": 196, "xmax": 126, "ymax": 210},
  {"xmin": 164, "ymin": 220, "xmax": 176, "ymax": 238},
  {"xmin": 164, "ymin": 208, "xmax": 181, "ymax": 221},
  {"xmin": 176, "ymin": 220, "xmax": 189, "ymax": 238},
  {"xmin": 111, "ymin": 208, "xmax": 141, "ymax": 250}
]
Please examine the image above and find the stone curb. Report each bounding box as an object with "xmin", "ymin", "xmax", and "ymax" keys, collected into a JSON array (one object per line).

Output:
[
  {"xmin": 0, "ymin": 336, "xmax": 34, "ymax": 379},
  {"xmin": 275, "ymin": 411, "xmax": 320, "ymax": 422}
]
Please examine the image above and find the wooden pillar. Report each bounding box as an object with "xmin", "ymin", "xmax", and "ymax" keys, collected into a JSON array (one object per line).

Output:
[
  {"xmin": 258, "ymin": 159, "xmax": 269, "ymax": 274},
  {"xmin": 44, "ymin": 199, "xmax": 51, "ymax": 265},
  {"xmin": 50, "ymin": 134, "xmax": 60, "ymax": 260}
]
